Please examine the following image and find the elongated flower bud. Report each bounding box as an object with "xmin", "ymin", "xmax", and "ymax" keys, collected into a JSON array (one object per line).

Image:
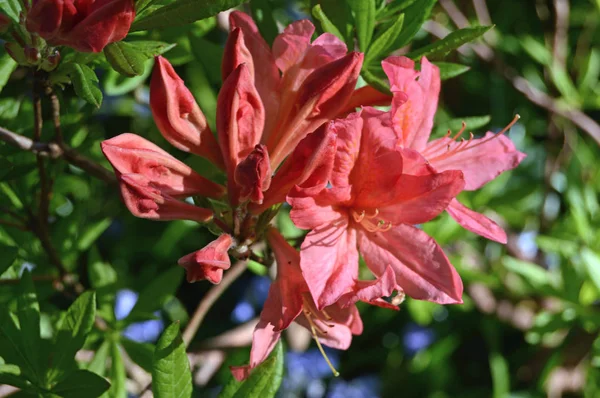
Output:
[
  {"xmin": 178, "ymin": 234, "xmax": 233, "ymax": 284},
  {"xmin": 118, "ymin": 173, "xmax": 213, "ymax": 223},
  {"xmin": 234, "ymin": 144, "xmax": 272, "ymax": 204},
  {"xmin": 150, "ymin": 56, "xmax": 224, "ymax": 168},
  {"xmin": 102, "ymin": 133, "xmax": 225, "ymax": 199}
]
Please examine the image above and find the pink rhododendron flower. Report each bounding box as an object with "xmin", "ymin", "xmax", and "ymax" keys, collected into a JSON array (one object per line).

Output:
[
  {"xmin": 26, "ymin": 0, "xmax": 135, "ymax": 52},
  {"xmin": 382, "ymin": 56, "xmax": 526, "ymax": 243},
  {"xmin": 230, "ymin": 228, "xmax": 398, "ymax": 381},
  {"xmin": 289, "ymin": 108, "xmax": 466, "ymax": 308},
  {"xmin": 178, "ymin": 234, "xmax": 233, "ymax": 284}
]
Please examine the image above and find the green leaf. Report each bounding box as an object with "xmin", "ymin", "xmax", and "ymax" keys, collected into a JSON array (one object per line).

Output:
[
  {"xmin": 489, "ymin": 351, "xmax": 510, "ymax": 398},
  {"xmin": 311, "ymin": 5, "xmax": 345, "ymax": 43},
  {"xmin": 362, "ymin": 67, "xmax": 391, "ymax": 94},
  {"xmin": 50, "ymin": 370, "xmax": 110, "ymax": 398},
  {"xmin": 432, "ymin": 115, "xmax": 491, "ymax": 137},
  {"xmin": 87, "ymin": 341, "xmax": 110, "ymax": 376},
  {"xmin": 106, "ymin": 342, "xmax": 126, "ymax": 398},
  {"xmin": 582, "ymin": 248, "xmax": 600, "ymax": 293},
  {"xmin": 0, "ymin": 51, "xmax": 17, "ymax": 95},
  {"xmin": 0, "ymin": 0, "xmax": 21, "ymax": 21},
  {"xmin": 502, "ymin": 257, "xmax": 557, "ymax": 293},
  {"xmin": 0, "ymin": 243, "xmax": 17, "ymax": 277},
  {"xmin": 392, "ymin": 0, "xmax": 436, "ymax": 49},
  {"xmin": 407, "ymin": 25, "xmax": 493, "ymax": 61},
  {"xmin": 219, "ymin": 341, "xmax": 283, "ymax": 398},
  {"xmin": 105, "ymin": 41, "xmax": 175, "ymax": 77},
  {"xmin": 435, "ymin": 62, "xmax": 471, "ymax": 80},
  {"xmin": 347, "ymin": 0, "xmax": 376, "ymax": 52},
  {"xmin": 77, "ymin": 219, "xmax": 112, "ymax": 252},
  {"xmin": 121, "ymin": 338, "xmax": 154, "ymax": 373},
  {"xmin": 365, "ymin": 13, "xmax": 404, "ymax": 66},
  {"xmin": 16, "ymin": 271, "xmax": 42, "ymax": 382},
  {"xmin": 104, "ymin": 42, "xmax": 148, "ymax": 77},
  {"xmin": 47, "ymin": 291, "xmax": 96, "ymax": 383},
  {"xmin": 0, "ymin": 364, "xmax": 36, "ymax": 392},
  {"xmin": 127, "ymin": 267, "xmax": 183, "ymax": 322},
  {"xmin": 250, "ymin": 0, "xmax": 278, "ymax": 45},
  {"xmin": 152, "ymin": 322, "xmax": 192, "ymax": 398},
  {"xmin": 131, "ymin": 0, "xmax": 248, "ymax": 31},
  {"xmin": 65, "ymin": 63, "xmax": 102, "ymax": 108}
]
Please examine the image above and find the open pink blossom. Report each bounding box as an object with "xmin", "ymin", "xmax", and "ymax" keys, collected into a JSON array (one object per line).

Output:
[
  {"xmin": 289, "ymin": 108, "xmax": 466, "ymax": 308},
  {"xmin": 382, "ymin": 56, "xmax": 526, "ymax": 243},
  {"xmin": 230, "ymin": 228, "xmax": 398, "ymax": 381}
]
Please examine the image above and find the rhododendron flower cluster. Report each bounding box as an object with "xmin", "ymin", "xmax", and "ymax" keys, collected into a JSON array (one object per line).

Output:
[{"xmin": 101, "ymin": 11, "xmax": 525, "ymax": 381}]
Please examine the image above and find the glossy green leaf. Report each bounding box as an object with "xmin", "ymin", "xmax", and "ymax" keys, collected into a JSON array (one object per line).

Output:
[
  {"xmin": 0, "ymin": 364, "xmax": 36, "ymax": 392},
  {"xmin": 16, "ymin": 271, "xmax": 42, "ymax": 382},
  {"xmin": 131, "ymin": 0, "xmax": 248, "ymax": 31},
  {"xmin": 251, "ymin": 0, "xmax": 278, "ymax": 45},
  {"xmin": 104, "ymin": 41, "xmax": 148, "ymax": 77},
  {"xmin": 65, "ymin": 63, "xmax": 102, "ymax": 108},
  {"xmin": 312, "ymin": 5, "xmax": 345, "ymax": 42},
  {"xmin": 77, "ymin": 219, "xmax": 112, "ymax": 252},
  {"xmin": 365, "ymin": 13, "xmax": 404, "ymax": 66},
  {"xmin": 0, "ymin": 243, "xmax": 18, "ymax": 277},
  {"xmin": 107, "ymin": 341, "xmax": 126, "ymax": 398},
  {"xmin": 0, "ymin": 51, "xmax": 17, "ymax": 95},
  {"xmin": 435, "ymin": 62, "xmax": 471, "ymax": 80},
  {"xmin": 152, "ymin": 322, "xmax": 193, "ymax": 398},
  {"xmin": 392, "ymin": 0, "xmax": 436, "ymax": 49},
  {"xmin": 347, "ymin": 0, "xmax": 376, "ymax": 52},
  {"xmin": 362, "ymin": 68, "xmax": 391, "ymax": 94},
  {"xmin": 50, "ymin": 370, "xmax": 110, "ymax": 398},
  {"xmin": 121, "ymin": 338, "xmax": 154, "ymax": 373},
  {"xmin": 407, "ymin": 25, "xmax": 493, "ymax": 61},
  {"xmin": 219, "ymin": 341, "xmax": 283, "ymax": 398},
  {"xmin": 47, "ymin": 291, "xmax": 96, "ymax": 383}
]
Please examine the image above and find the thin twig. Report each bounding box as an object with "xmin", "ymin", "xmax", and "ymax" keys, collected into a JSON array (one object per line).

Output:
[
  {"xmin": 182, "ymin": 260, "xmax": 248, "ymax": 347},
  {"xmin": 0, "ymin": 275, "xmax": 56, "ymax": 285},
  {"xmin": 0, "ymin": 126, "xmax": 116, "ymax": 183},
  {"xmin": 0, "ymin": 219, "xmax": 28, "ymax": 231},
  {"xmin": 552, "ymin": 0, "xmax": 570, "ymax": 70},
  {"xmin": 48, "ymin": 87, "xmax": 64, "ymax": 145}
]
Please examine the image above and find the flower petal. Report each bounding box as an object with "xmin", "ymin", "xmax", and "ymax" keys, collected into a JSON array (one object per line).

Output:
[
  {"xmin": 118, "ymin": 173, "xmax": 213, "ymax": 223},
  {"xmin": 272, "ymin": 19, "xmax": 315, "ymax": 73},
  {"xmin": 358, "ymin": 225, "xmax": 463, "ymax": 304},
  {"xmin": 150, "ymin": 56, "xmax": 224, "ymax": 168},
  {"xmin": 446, "ymin": 199, "xmax": 508, "ymax": 243},
  {"xmin": 234, "ymin": 144, "xmax": 272, "ymax": 204},
  {"xmin": 300, "ymin": 218, "xmax": 359, "ymax": 309},
  {"xmin": 425, "ymin": 132, "xmax": 527, "ymax": 190},
  {"xmin": 382, "ymin": 56, "xmax": 440, "ymax": 151},
  {"xmin": 337, "ymin": 265, "xmax": 399, "ymax": 310},
  {"xmin": 101, "ymin": 133, "xmax": 225, "ymax": 199},
  {"xmin": 230, "ymin": 320, "xmax": 281, "ymax": 381}
]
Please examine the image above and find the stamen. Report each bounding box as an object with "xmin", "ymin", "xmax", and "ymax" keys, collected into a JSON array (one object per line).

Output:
[
  {"xmin": 306, "ymin": 313, "xmax": 340, "ymax": 377},
  {"xmin": 353, "ymin": 210, "xmax": 365, "ymax": 223},
  {"xmin": 352, "ymin": 208, "xmax": 393, "ymax": 233},
  {"xmin": 451, "ymin": 121, "xmax": 467, "ymax": 141},
  {"xmin": 366, "ymin": 209, "xmax": 379, "ymax": 219},
  {"xmin": 379, "ymin": 221, "xmax": 393, "ymax": 232},
  {"xmin": 321, "ymin": 309, "xmax": 333, "ymax": 321}
]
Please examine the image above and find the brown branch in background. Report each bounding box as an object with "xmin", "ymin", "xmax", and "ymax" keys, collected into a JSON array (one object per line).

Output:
[
  {"xmin": 0, "ymin": 125, "xmax": 116, "ymax": 183},
  {"xmin": 439, "ymin": 0, "xmax": 470, "ymax": 28},
  {"xmin": 0, "ymin": 219, "xmax": 28, "ymax": 231},
  {"xmin": 472, "ymin": 0, "xmax": 497, "ymax": 44},
  {"xmin": 552, "ymin": 0, "xmax": 570, "ymax": 70},
  {"xmin": 48, "ymin": 87, "xmax": 64, "ymax": 145},
  {"xmin": 182, "ymin": 260, "xmax": 248, "ymax": 347}
]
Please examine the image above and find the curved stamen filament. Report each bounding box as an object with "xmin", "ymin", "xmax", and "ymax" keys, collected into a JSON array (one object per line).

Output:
[
  {"xmin": 304, "ymin": 308, "xmax": 340, "ymax": 377},
  {"xmin": 427, "ymin": 115, "xmax": 520, "ymax": 162},
  {"xmin": 351, "ymin": 209, "xmax": 393, "ymax": 233}
]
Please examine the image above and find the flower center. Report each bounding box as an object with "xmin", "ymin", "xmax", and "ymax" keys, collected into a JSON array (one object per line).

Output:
[
  {"xmin": 422, "ymin": 114, "xmax": 520, "ymax": 163},
  {"xmin": 351, "ymin": 208, "xmax": 393, "ymax": 232},
  {"xmin": 302, "ymin": 296, "xmax": 340, "ymax": 377}
]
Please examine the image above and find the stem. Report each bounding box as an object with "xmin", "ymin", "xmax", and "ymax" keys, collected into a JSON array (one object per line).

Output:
[
  {"xmin": 0, "ymin": 219, "xmax": 28, "ymax": 231},
  {"xmin": 182, "ymin": 260, "xmax": 247, "ymax": 347}
]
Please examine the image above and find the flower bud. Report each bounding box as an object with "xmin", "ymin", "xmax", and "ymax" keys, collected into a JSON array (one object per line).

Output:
[
  {"xmin": 234, "ymin": 144, "xmax": 272, "ymax": 204},
  {"xmin": 102, "ymin": 133, "xmax": 225, "ymax": 199},
  {"xmin": 41, "ymin": 50, "xmax": 61, "ymax": 71},
  {"xmin": 178, "ymin": 234, "xmax": 233, "ymax": 284},
  {"xmin": 0, "ymin": 14, "xmax": 11, "ymax": 33},
  {"xmin": 118, "ymin": 173, "xmax": 213, "ymax": 223},
  {"xmin": 150, "ymin": 56, "xmax": 224, "ymax": 168},
  {"xmin": 24, "ymin": 47, "xmax": 40, "ymax": 65},
  {"xmin": 26, "ymin": 0, "xmax": 135, "ymax": 53}
]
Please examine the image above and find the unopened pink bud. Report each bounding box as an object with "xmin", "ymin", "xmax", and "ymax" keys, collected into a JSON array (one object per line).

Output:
[
  {"xmin": 178, "ymin": 234, "xmax": 233, "ymax": 284},
  {"xmin": 234, "ymin": 144, "xmax": 272, "ymax": 204}
]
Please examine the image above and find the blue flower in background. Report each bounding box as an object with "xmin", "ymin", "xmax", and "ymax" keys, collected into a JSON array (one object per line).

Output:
[
  {"xmin": 230, "ymin": 276, "xmax": 271, "ymax": 324},
  {"xmin": 402, "ymin": 323, "xmax": 435, "ymax": 356},
  {"xmin": 280, "ymin": 348, "xmax": 341, "ymax": 397},
  {"xmin": 328, "ymin": 375, "xmax": 381, "ymax": 398},
  {"xmin": 231, "ymin": 300, "xmax": 255, "ymax": 323},
  {"xmin": 115, "ymin": 289, "xmax": 165, "ymax": 343}
]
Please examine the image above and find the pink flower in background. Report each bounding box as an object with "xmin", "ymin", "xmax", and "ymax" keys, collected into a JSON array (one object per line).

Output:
[
  {"xmin": 26, "ymin": 0, "xmax": 135, "ymax": 52},
  {"xmin": 383, "ymin": 56, "xmax": 526, "ymax": 243},
  {"xmin": 230, "ymin": 228, "xmax": 397, "ymax": 381},
  {"xmin": 289, "ymin": 108, "xmax": 466, "ymax": 310}
]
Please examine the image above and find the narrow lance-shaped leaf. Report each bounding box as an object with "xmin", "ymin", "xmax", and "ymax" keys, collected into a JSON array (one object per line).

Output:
[
  {"xmin": 152, "ymin": 322, "xmax": 193, "ymax": 398},
  {"xmin": 311, "ymin": 5, "xmax": 345, "ymax": 43},
  {"xmin": 127, "ymin": 267, "xmax": 184, "ymax": 322},
  {"xmin": 407, "ymin": 25, "xmax": 493, "ymax": 61},
  {"xmin": 347, "ymin": 0, "xmax": 376, "ymax": 52},
  {"xmin": 131, "ymin": 0, "xmax": 249, "ymax": 31},
  {"xmin": 582, "ymin": 248, "xmax": 600, "ymax": 293},
  {"xmin": 364, "ymin": 13, "xmax": 404, "ymax": 66},
  {"xmin": 50, "ymin": 370, "xmax": 110, "ymax": 398},
  {"xmin": 16, "ymin": 271, "xmax": 42, "ymax": 382},
  {"xmin": 435, "ymin": 62, "xmax": 470, "ymax": 80},
  {"xmin": 392, "ymin": 0, "xmax": 436, "ymax": 49},
  {"xmin": 0, "ymin": 243, "xmax": 18, "ymax": 276}
]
